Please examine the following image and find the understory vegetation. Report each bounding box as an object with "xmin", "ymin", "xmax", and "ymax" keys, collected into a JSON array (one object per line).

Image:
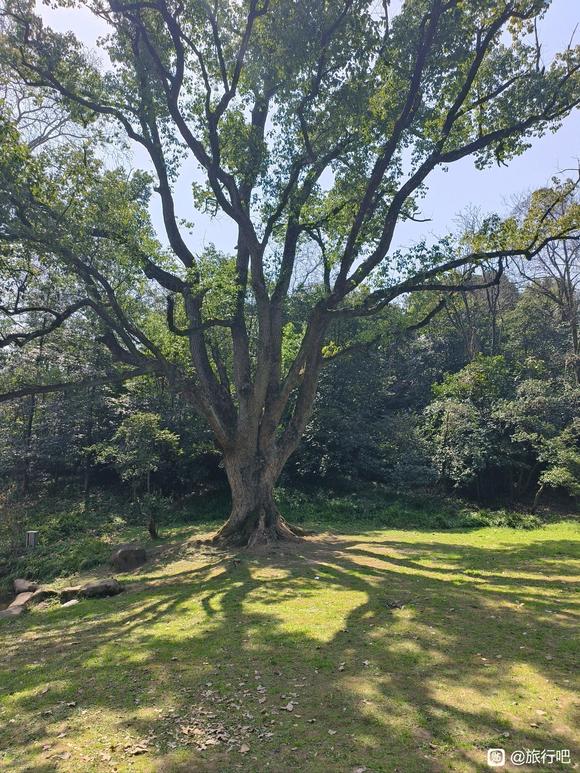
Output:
[{"xmin": 0, "ymin": 487, "xmax": 555, "ymax": 596}]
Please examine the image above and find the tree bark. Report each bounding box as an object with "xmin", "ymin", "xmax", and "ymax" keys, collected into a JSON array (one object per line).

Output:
[
  {"xmin": 531, "ymin": 482, "xmax": 545, "ymax": 514},
  {"xmin": 211, "ymin": 454, "xmax": 302, "ymax": 547},
  {"xmin": 148, "ymin": 515, "xmax": 159, "ymax": 540},
  {"xmin": 21, "ymin": 394, "xmax": 36, "ymax": 495}
]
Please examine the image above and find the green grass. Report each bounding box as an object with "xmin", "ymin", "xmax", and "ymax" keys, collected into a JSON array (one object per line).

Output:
[
  {"xmin": 0, "ymin": 506, "xmax": 579, "ymax": 772},
  {"xmin": 0, "ymin": 489, "xmax": 230, "ymax": 593},
  {"xmin": 0, "ymin": 485, "xmax": 548, "ymax": 594}
]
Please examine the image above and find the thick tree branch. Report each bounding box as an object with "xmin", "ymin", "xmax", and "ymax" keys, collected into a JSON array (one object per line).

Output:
[
  {"xmin": 0, "ymin": 299, "xmax": 92, "ymax": 348},
  {"xmin": 0, "ymin": 367, "xmax": 155, "ymax": 404}
]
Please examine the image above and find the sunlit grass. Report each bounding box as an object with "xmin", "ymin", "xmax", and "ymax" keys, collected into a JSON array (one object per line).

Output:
[{"xmin": 0, "ymin": 519, "xmax": 578, "ymax": 771}]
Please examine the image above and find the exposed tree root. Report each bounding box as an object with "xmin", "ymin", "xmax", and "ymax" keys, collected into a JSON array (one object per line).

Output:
[{"xmin": 210, "ymin": 507, "xmax": 304, "ymax": 548}]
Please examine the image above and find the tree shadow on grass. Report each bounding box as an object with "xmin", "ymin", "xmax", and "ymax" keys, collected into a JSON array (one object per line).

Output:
[{"xmin": 0, "ymin": 530, "xmax": 578, "ymax": 772}]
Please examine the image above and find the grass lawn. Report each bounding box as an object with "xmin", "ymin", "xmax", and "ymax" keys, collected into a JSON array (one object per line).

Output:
[{"xmin": 0, "ymin": 517, "xmax": 578, "ymax": 772}]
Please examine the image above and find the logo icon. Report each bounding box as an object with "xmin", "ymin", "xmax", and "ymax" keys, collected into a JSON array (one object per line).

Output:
[{"xmin": 488, "ymin": 748, "xmax": 506, "ymax": 767}]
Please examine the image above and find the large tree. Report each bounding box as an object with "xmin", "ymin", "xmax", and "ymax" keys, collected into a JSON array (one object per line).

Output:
[{"xmin": 0, "ymin": 0, "xmax": 579, "ymax": 545}]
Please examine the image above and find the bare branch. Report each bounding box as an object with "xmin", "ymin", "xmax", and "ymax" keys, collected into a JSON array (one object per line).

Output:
[{"xmin": 0, "ymin": 299, "xmax": 92, "ymax": 348}]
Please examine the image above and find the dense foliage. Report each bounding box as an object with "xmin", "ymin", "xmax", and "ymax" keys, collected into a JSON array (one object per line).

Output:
[{"xmin": 1, "ymin": 239, "xmax": 578, "ymax": 513}]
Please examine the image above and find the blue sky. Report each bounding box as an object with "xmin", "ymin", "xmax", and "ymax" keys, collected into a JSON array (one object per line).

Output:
[{"xmin": 39, "ymin": 0, "xmax": 580, "ymax": 255}]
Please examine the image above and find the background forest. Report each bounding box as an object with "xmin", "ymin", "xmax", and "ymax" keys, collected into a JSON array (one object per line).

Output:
[{"xmin": 2, "ymin": 226, "xmax": 578, "ymax": 535}]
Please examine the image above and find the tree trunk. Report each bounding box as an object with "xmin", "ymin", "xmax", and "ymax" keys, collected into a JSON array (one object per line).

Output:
[
  {"xmin": 211, "ymin": 455, "xmax": 302, "ymax": 547},
  {"xmin": 531, "ymin": 482, "xmax": 545, "ymax": 514},
  {"xmin": 82, "ymin": 386, "xmax": 95, "ymax": 503},
  {"xmin": 148, "ymin": 515, "xmax": 159, "ymax": 540},
  {"xmin": 570, "ymin": 315, "xmax": 580, "ymax": 385},
  {"xmin": 21, "ymin": 394, "xmax": 36, "ymax": 495}
]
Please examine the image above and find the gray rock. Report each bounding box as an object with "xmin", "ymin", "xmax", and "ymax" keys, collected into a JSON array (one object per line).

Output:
[
  {"xmin": 79, "ymin": 578, "xmax": 123, "ymax": 599},
  {"xmin": 59, "ymin": 586, "xmax": 83, "ymax": 603},
  {"xmin": 9, "ymin": 591, "xmax": 35, "ymax": 608},
  {"xmin": 13, "ymin": 578, "xmax": 38, "ymax": 594},
  {"xmin": 0, "ymin": 606, "xmax": 25, "ymax": 619},
  {"xmin": 111, "ymin": 546, "xmax": 147, "ymax": 572},
  {"xmin": 9, "ymin": 589, "xmax": 59, "ymax": 610},
  {"xmin": 27, "ymin": 589, "xmax": 59, "ymax": 605}
]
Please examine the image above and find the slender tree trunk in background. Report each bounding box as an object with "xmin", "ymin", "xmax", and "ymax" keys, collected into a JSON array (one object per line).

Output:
[
  {"xmin": 531, "ymin": 482, "xmax": 545, "ymax": 513},
  {"xmin": 21, "ymin": 394, "xmax": 35, "ymax": 495},
  {"xmin": 570, "ymin": 316, "xmax": 580, "ymax": 385},
  {"xmin": 561, "ymin": 240, "xmax": 580, "ymax": 385},
  {"xmin": 461, "ymin": 293, "xmax": 479, "ymax": 361},
  {"xmin": 82, "ymin": 463, "xmax": 90, "ymax": 503},
  {"xmin": 83, "ymin": 387, "xmax": 95, "ymax": 503},
  {"xmin": 143, "ymin": 471, "xmax": 159, "ymax": 539},
  {"xmin": 485, "ymin": 279, "xmax": 501, "ymax": 356},
  {"xmin": 148, "ymin": 513, "xmax": 159, "ymax": 539},
  {"xmin": 521, "ymin": 462, "xmax": 539, "ymax": 497}
]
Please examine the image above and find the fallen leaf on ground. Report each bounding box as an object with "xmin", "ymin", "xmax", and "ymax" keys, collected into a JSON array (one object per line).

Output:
[{"xmin": 124, "ymin": 743, "xmax": 149, "ymax": 756}]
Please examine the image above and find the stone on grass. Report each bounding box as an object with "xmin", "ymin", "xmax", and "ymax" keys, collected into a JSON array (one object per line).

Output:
[
  {"xmin": 60, "ymin": 578, "xmax": 122, "ymax": 602},
  {"xmin": 1, "ymin": 577, "xmax": 120, "ymax": 621},
  {"xmin": 8, "ymin": 588, "xmax": 58, "ymax": 610},
  {"xmin": 60, "ymin": 586, "xmax": 83, "ymax": 603},
  {"xmin": 0, "ymin": 606, "xmax": 25, "ymax": 619},
  {"xmin": 9, "ymin": 591, "xmax": 35, "ymax": 608},
  {"xmin": 79, "ymin": 578, "xmax": 123, "ymax": 599},
  {"xmin": 13, "ymin": 578, "xmax": 38, "ymax": 594},
  {"xmin": 27, "ymin": 589, "xmax": 59, "ymax": 606},
  {"xmin": 111, "ymin": 546, "xmax": 147, "ymax": 572}
]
